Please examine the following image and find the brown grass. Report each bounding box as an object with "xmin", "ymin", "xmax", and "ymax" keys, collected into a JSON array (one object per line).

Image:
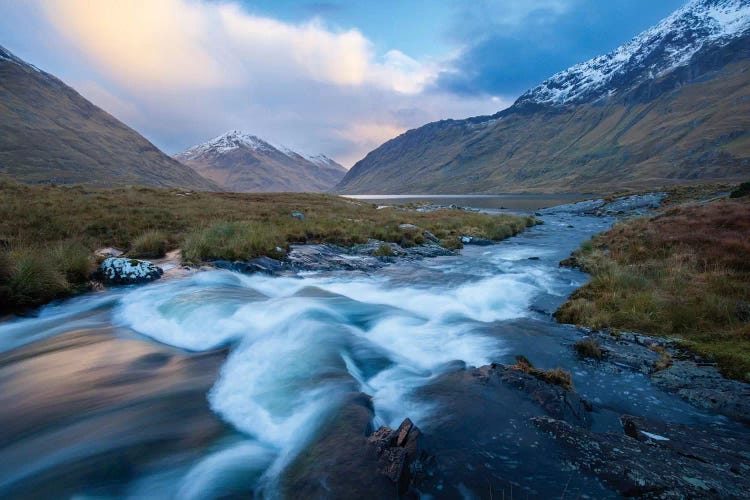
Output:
[
  {"xmin": 556, "ymin": 198, "xmax": 750, "ymax": 381},
  {"xmin": 574, "ymin": 338, "xmax": 603, "ymax": 361},
  {"xmin": 0, "ymin": 178, "xmax": 535, "ymax": 312},
  {"xmin": 511, "ymin": 355, "xmax": 574, "ymax": 390}
]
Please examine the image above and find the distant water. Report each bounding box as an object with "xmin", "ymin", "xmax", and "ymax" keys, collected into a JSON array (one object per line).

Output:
[{"xmin": 343, "ymin": 194, "xmax": 596, "ymax": 211}]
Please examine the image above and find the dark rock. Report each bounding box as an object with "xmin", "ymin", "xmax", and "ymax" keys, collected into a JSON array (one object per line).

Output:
[
  {"xmin": 527, "ymin": 256, "xmax": 541, "ymax": 260},
  {"xmin": 422, "ymin": 230, "xmax": 440, "ymax": 244},
  {"xmin": 460, "ymin": 235, "xmax": 494, "ymax": 246},
  {"xmin": 212, "ymin": 256, "xmax": 289, "ymax": 275},
  {"xmin": 584, "ymin": 329, "xmax": 750, "ymax": 423},
  {"xmin": 533, "ymin": 415, "xmax": 750, "ymax": 499},
  {"xmin": 367, "ymin": 417, "xmax": 426, "ymax": 496}
]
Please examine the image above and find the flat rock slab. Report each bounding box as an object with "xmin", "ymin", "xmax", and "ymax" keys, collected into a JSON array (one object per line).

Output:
[
  {"xmin": 534, "ymin": 415, "xmax": 750, "ymax": 499},
  {"xmin": 582, "ymin": 329, "xmax": 750, "ymax": 424}
]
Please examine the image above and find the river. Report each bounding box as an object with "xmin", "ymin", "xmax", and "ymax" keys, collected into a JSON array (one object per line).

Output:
[{"xmin": 0, "ymin": 202, "xmax": 733, "ymax": 498}]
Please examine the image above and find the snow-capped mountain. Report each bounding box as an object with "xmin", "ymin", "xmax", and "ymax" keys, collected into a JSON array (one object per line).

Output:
[
  {"xmin": 336, "ymin": 0, "xmax": 750, "ymax": 195},
  {"xmin": 175, "ymin": 131, "xmax": 346, "ymax": 193},
  {"xmin": 517, "ymin": 0, "xmax": 750, "ymax": 106}
]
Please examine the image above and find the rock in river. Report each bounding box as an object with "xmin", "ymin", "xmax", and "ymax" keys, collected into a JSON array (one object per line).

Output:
[{"xmin": 97, "ymin": 257, "xmax": 163, "ymax": 284}]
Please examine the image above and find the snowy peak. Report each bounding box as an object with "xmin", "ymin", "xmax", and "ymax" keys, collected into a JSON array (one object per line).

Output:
[
  {"xmin": 175, "ymin": 130, "xmax": 344, "ymax": 173},
  {"xmin": 517, "ymin": 0, "xmax": 750, "ymax": 106},
  {"xmin": 175, "ymin": 130, "xmax": 277, "ymax": 159}
]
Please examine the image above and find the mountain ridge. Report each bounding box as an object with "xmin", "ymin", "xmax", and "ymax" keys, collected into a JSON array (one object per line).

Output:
[
  {"xmin": 175, "ymin": 130, "xmax": 346, "ymax": 193},
  {"xmin": 336, "ymin": 0, "xmax": 750, "ymax": 194},
  {"xmin": 0, "ymin": 45, "xmax": 218, "ymax": 190}
]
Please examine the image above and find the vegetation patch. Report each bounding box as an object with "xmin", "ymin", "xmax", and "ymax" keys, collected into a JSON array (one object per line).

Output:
[
  {"xmin": 574, "ymin": 338, "xmax": 603, "ymax": 361},
  {"xmin": 511, "ymin": 355, "xmax": 574, "ymax": 390},
  {"xmin": 372, "ymin": 243, "xmax": 395, "ymax": 257},
  {"xmin": 129, "ymin": 230, "xmax": 169, "ymax": 258},
  {"xmin": 556, "ymin": 198, "xmax": 750, "ymax": 381},
  {"xmin": 0, "ymin": 178, "xmax": 535, "ymax": 312}
]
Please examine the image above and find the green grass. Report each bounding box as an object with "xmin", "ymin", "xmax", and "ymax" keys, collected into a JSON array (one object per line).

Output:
[
  {"xmin": 372, "ymin": 243, "xmax": 395, "ymax": 257},
  {"xmin": 556, "ymin": 198, "xmax": 750, "ymax": 381},
  {"xmin": 0, "ymin": 178, "xmax": 536, "ymax": 312}
]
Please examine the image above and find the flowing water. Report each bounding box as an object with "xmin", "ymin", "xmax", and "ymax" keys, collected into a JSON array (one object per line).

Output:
[{"xmin": 0, "ymin": 207, "xmax": 732, "ymax": 498}]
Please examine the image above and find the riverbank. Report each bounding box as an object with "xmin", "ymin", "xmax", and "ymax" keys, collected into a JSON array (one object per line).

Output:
[
  {"xmin": 0, "ymin": 178, "xmax": 536, "ymax": 313},
  {"xmin": 556, "ymin": 190, "xmax": 750, "ymax": 381}
]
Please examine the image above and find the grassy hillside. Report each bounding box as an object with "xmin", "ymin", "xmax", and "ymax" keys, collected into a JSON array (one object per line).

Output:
[
  {"xmin": 0, "ymin": 46, "xmax": 216, "ymax": 190},
  {"xmin": 0, "ymin": 178, "xmax": 535, "ymax": 312},
  {"xmin": 556, "ymin": 193, "xmax": 750, "ymax": 381},
  {"xmin": 337, "ymin": 58, "xmax": 750, "ymax": 194}
]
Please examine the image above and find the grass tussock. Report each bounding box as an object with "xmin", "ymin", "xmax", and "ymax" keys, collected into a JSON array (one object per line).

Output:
[
  {"xmin": 372, "ymin": 243, "xmax": 395, "ymax": 257},
  {"xmin": 0, "ymin": 241, "xmax": 93, "ymax": 311},
  {"xmin": 556, "ymin": 198, "xmax": 750, "ymax": 381},
  {"xmin": 574, "ymin": 338, "xmax": 603, "ymax": 361},
  {"xmin": 511, "ymin": 355, "xmax": 574, "ymax": 390},
  {"xmin": 0, "ymin": 178, "xmax": 535, "ymax": 312},
  {"xmin": 129, "ymin": 230, "xmax": 169, "ymax": 258}
]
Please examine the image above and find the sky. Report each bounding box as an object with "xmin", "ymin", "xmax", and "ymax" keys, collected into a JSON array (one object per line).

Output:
[{"xmin": 0, "ymin": 0, "xmax": 686, "ymax": 166}]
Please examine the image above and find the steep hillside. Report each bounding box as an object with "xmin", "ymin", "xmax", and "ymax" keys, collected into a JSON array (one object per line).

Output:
[
  {"xmin": 0, "ymin": 46, "xmax": 217, "ymax": 190},
  {"xmin": 175, "ymin": 131, "xmax": 346, "ymax": 192},
  {"xmin": 337, "ymin": 0, "xmax": 750, "ymax": 194}
]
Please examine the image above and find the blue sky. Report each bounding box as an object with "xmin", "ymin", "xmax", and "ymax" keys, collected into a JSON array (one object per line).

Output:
[{"xmin": 0, "ymin": 0, "xmax": 687, "ymax": 165}]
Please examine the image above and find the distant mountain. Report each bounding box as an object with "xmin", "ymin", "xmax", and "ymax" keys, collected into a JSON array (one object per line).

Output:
[
  {"xmin": 175, "ymin": 131, "xmax": 346, "ymax": 192},
  {"xmin": 0, "ymin": 46, "xmax": 217, "ymax": 190},
  {"xmin": 336, "ymin": 0, "xmax": 750, "ymax": 194}
]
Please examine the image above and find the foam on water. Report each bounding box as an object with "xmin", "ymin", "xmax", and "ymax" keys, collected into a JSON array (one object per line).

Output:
[{"xmin": 111, "ymin": 261, "xmax": 544, "ymax": 489}]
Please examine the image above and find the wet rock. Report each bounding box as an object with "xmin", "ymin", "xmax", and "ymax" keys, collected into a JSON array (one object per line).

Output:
[
  {"xmin": 460, "ymin": 236, "xmax": 494, "ymax": 246},
  {"xmin": 287, "ymin": 239, "xmax": 453, "ymax": 273},
  {"xmin": 540, "ymin": 193, "xmax": 666, "ymax": 218},
  {"xmin": 533, "ymin": 415, "xmax": 750, "ymax": 499},
  {"xmin": 212, "ymin": 257, "xmax": 289, "ymax": 276},
  {"xmin": 583, "ymin": 329, "xmax": 750, "ymax": 423},
  {"xmin": 479, "ymin": 364, "xmax": 592, "ymax": 427},
  {"xmin": 96, "ymin": 257, "xmax": 163, "ymax": 284},
  {"xmin": 288, "ymin": 243, "xmax": 383, "ymax": 272},
  {"xmin": 368, "ymin": 417, "xmax": 428, "ymax": 496},
  {"xmin": 422, "ymin": 230, "xmax": 440, "ymax": 244}
]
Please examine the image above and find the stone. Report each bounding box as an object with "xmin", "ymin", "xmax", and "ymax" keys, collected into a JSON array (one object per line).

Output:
[
  {"xmin": 94, "ymin": 247, "xmax": 123, "ymax": 259},
  {"xmin": 290, "ymin": 211, "xmax": 305, "ymax": 220},
  {"xmin": 422, "ymin": 230, "xmax": 440, "ymax": 243},
  {"xmin": 97, "ymin": 258, "xmax": 163, "ymax": 285},
  {"xmin": 398, "ymin": 223, "xmax": 419, "ymax": 230},
  {"xmin": 533, "ymin": 415, "xmax": 750, "ymax": 499}
]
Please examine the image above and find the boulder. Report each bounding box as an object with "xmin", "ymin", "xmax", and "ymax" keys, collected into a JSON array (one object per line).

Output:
[
  {"xmin": 212, "ymin": 257, "xmax": 289, "ymax": 276},
  {"xmin": 460, "ymin": 236, "xmax": 494, "ymax": 246},
  {"xmin": 422, "ymin": 230, "xmax": 440, "ymax": 244},
  {"xmin": 367, "ymin": 417, "xmax": 429, "ymax": 496},
  {"xmin": 97, "ymin": 258, "xmax": 163, "ymax": 284},
  {"xmin": 290, "ymin": 211, "xmax": 305, "ymax": 220}
]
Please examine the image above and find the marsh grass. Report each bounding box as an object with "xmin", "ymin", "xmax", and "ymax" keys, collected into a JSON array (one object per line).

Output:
[
  {"xmin": 129, "ymin": 230, "xmax": 169, "ymax": 258},
  {"xmin": 0, "ymin": 178, "xmax": 535, "ymax": 312},
  {"xmin": 556, "ymin": 198, "xmax": 750, "ymax": 380}
]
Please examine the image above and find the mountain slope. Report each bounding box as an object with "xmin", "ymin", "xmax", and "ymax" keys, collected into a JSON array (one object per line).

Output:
[
  {"xmin": 0, "ymin": 45, "xmax": 217, "ymax": 190},
  {"xmin": 175, "ymin": 131, "xmax": 346, "ymax": 192},
  {"xmin": 336, "ymin": 0, "xmax": 750, "ymax": 194}
]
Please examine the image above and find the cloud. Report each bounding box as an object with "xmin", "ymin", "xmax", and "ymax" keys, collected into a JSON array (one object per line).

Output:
[
  {"xmin": 0, "ymin": 0, "xmax": 501, "ymax": 166},
  {"xmin": 38, "ymin": 0, "xmax": 437, "ymax": 94},
  {"xmin": 437, "ymin": 0, "xmax": 686, "ymax": 96}
]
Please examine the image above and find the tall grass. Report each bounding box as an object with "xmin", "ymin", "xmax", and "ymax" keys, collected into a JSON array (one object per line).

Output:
[
  {"xmin": 129, "ymin": 230, "xmax": 168, "ymax": 258},
  {"xmin": 556, "ymin": 199, "xmax": 750, "ymax": 380},
  {"xmin": 0, "ymin": 242, "xmax": 93, "ymax": 311}
]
